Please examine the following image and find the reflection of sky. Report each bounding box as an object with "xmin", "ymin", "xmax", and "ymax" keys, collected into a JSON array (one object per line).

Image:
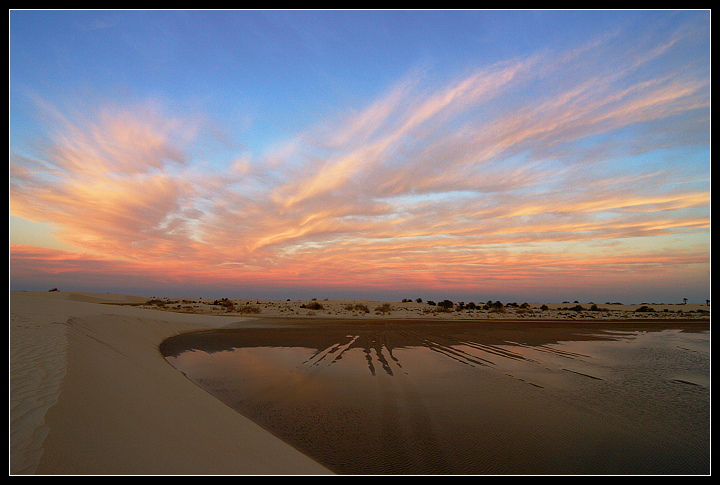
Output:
[
  {"xmin": 168, "ymin": 347, "xmax": 332, "ymax": 398},
  {"xmin": 164, "ymin": 324, "xmax": 710, "ymax": 474},
  {"xmin": 10, "ymin": 10, "xmax": 710, "ymax": 303},
  {"xmin": 165, "ymin": 324, "xmax": 710, "ymax": 388}
]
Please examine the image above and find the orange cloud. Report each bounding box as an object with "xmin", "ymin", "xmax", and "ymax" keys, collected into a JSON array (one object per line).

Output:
[{"xmin": 9, "ymin": 28, "xmax": 709, "ymax": 299}]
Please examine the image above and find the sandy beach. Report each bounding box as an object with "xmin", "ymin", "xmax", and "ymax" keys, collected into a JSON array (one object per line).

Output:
[{"xmin": 10, "ymin": 290, "xmax": 709, "ymax": 475}]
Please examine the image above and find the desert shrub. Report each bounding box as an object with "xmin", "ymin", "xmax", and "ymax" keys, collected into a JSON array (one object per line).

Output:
[
  {"xmin": 489, "ymin": 301, "xmax": 505, "ymax": 313},
  {"xmin": 374, "ymin": 303, "xmax": 393, "ymax": 314},
  {"xmin": 212, "ymin": 298, "xmax": 235, "ymax": 308},
  {"xmin": 589, "ymin": 304, "xmax": 608, "ymax": 312},
  {"xmin": 437, "ymin": 300, "xmax": 454, "ymax": 310},
  {"xmin": 346, "ymin": 303, "xmax": 369, "ymax": 313},
  {"xmin": 635, "ymin": 306, "xmax": 655, "ymax": 313},
  {"xmin": 305, "ymin": 301, "xmax": 324, "ymax": 310},
  {"xmin": 237, "ymin": 305, "xmax": 261, "ymax": 314}
]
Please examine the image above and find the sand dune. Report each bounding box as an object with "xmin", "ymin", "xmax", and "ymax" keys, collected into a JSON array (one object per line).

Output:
[
  {"xmin": 10, "ymin": 291, "xmax": 334, "ymax": 475},
  {"xmin": 10, "ymin": 290, "xmax": 709, "ymax": 475},
  {"xmin": 137, "ymin": 295, "xmax": 711, "ymax": 321}
]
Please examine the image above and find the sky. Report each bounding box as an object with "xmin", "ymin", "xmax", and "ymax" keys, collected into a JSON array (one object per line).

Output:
[{"xmin": 9, "ymin": 10, "xmax": 711, "ymax": 303}]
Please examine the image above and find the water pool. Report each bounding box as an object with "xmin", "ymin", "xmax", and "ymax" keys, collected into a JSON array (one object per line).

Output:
[{"xmin": 161, "ymin": 320, "xmax": 710, "ymax": 475}]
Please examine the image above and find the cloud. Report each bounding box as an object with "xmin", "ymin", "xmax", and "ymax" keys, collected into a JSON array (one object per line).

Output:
[
  {"xmin": 10, "ymin": 22, "xmax": 710, "ymax": 298},
  {"xmin": 10, "ymin": 104, "xmax": 208, "ymax": 260}
]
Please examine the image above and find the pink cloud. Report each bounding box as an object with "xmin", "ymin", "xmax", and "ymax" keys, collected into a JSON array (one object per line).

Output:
[{"xmin": 9, "ymin": 30, "xmax": 709, "ymax": 299}]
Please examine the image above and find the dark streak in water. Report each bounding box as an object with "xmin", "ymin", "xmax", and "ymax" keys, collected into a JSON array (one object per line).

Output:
[
  {"xmin": 671, "ymin": 379, "xmax": 701, "ymax": 386},
  {"xmin": 364, "ymin": 335, "xmax": 394, "ymax": 376},
  {"xmin": 562, "ymin": 368, "xmax": 604, "ymax": 380},
  {"xmin": 505, "ymin": 340, "xmax": 590, "ymax": 359},
  {"xmin": 402, "ymin": 331, "xmax": 496, "ymax": 368},
  {"xmin": 300, "ymin": 328, "xmax": 598, "ymax": 378},
  {"xmin": 456, "ymin": 338, "xmax": 532, "ymax": 362},
  {"xmin": 304, "ymin": 335, "xmax": 359, "ymax": 368}
]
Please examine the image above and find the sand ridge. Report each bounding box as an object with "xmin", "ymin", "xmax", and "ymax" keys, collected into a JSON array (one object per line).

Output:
[{"xmin": 10, "ymin": 291, "xmax": 334, "ymax": 475}]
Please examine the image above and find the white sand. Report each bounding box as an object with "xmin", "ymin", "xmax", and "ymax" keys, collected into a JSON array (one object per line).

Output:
[{"xmin": 9, "ymin": 291, "xmax": 334, "ymax": 475}]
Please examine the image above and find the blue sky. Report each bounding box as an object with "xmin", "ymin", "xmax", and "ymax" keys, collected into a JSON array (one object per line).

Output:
[
  {"xmin": 9, "ymin": 10, "xmax": 710, "ymax": 303},
  {"xmin": 13, "ymin": 11, "xmax": 694, "ymax": 154}
]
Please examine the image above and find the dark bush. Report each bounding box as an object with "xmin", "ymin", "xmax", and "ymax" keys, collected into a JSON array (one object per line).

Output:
[
  {"xmin": 438, "ymin": 299, "xmax": 454, "ymax": 309},
  {"xmin": 635, "ymin": 305, "xmax": 655, "ymax": 313},
  {"xmin": 305, "ymin": 301, "xmax": 325, "ymax": 310},
  {"xmin": 374, "ymin": 303, "xmax": 393, "ymax": 314},
  {"xmin": 237, "ymin": 305, "xmax": 261, "ymax": 314}
]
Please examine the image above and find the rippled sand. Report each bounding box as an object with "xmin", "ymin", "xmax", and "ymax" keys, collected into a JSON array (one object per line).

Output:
[{"xmin": 163, "ymin": 319, "xmax": 710, "ymax": 475}]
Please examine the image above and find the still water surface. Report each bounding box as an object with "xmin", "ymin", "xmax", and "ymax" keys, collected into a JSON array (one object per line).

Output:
[{"xmin": 161, "ymin": 320, "xmax": 709, "ymax": 474}]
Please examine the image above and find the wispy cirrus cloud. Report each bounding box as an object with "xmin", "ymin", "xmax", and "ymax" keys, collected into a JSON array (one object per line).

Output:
[{"xmin": 10, "ymin": 20, "xmax": 709, "ymax": 299}]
